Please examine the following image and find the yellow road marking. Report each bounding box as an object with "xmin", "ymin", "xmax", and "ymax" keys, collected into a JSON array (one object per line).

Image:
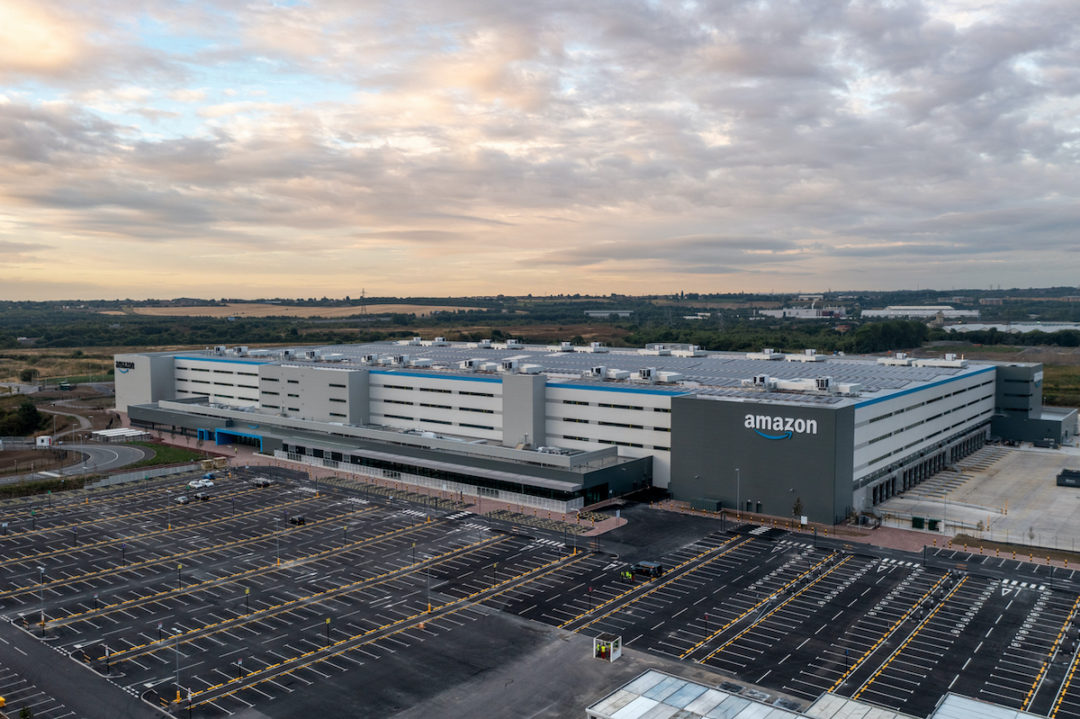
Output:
[
  {"xmin": 682, "ymin": 551, "xmax": 836, "ymax": 660},
  {"xmin": 827, "ymin": 571, "xmax": 950, "ymax": 693},
  {"xmin": 560, "ymin": 535, "xmax": 748, "ymax": 630},
  {"xmin": 852, "ymin": 577, "xmax": 968, "ymax": 701}
]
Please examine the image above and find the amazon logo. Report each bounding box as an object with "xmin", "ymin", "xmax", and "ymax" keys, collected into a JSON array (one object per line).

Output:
[{"xmin": 744, "ymin": 413, "xmax": 818, "ymax": 440}]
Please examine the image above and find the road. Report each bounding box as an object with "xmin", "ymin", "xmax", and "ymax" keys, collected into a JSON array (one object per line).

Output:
[
  {"xmin": 0, "ymin": 444, "xmax": 150, "ymax": 487},
  {"xmin": 0, "ymin": 620, "xmax": 157, "ymax": 719}
]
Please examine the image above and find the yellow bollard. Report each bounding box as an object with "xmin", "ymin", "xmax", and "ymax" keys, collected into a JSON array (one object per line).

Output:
[{"xmin": 995, "ymin": 548, "xmax": 999, "ymax": 557}]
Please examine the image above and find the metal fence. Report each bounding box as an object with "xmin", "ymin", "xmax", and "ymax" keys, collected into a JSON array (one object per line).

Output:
[{"xmin": 88, "ymin": 463, "xmax": 202, "ymax": 489}]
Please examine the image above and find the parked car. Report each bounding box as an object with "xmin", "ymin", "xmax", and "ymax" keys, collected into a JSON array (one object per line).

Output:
[
  {"xmin": 288, "ymin": 515, "xmax": 306, "ymax": 526},
  {"xmin": 174, "ymin": 495, "xmax": 190, "ymax": 505},
  {"xmin": 630, "ymin": 561, "xmax": 664, "ymax": 578},
  {"xmin": 250, "ymin": 477, "xmax": 274, "ymax": 488},
  {"xmin": 193, "ymin": 492, "xmax": 211, "ymax": 501}
]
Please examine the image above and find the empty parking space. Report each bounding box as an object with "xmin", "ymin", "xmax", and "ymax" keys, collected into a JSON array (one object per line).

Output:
[{"xmin": 7, "ymin": 471, "xmax": 1080, "ymax": 718}]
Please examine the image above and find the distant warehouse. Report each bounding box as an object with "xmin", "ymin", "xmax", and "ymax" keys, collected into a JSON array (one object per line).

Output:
[
  {"xmin": 115, "ymin": 341, "xmax": 1075, "ymax": 523},
  {"xmin": 861, "ymin": 305, "xmax": 980, "ymax": 319}
]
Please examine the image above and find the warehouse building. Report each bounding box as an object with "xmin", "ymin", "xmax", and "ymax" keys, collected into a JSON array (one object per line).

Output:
[{"xmin": 114, "ymin": 341, "xmax": 1075, "ymax": 522}]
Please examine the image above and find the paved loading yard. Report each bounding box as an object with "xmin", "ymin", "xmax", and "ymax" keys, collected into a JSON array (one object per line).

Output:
[{"xmin": 4, "ymin": 472, "xmax": 1080, "ymax": 718}]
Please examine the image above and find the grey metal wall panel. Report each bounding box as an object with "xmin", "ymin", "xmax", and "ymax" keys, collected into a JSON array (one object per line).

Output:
[
  {"xmin": 670, "ymin": 397, "xmax": 854, "ymax": 523},
  {"xmin": 501, "ymin": 373, "xmax": 546, "ymax": 447},
  {"xmin": 347, "ymin": 369, "xmax": 369, "ymax": 425}
]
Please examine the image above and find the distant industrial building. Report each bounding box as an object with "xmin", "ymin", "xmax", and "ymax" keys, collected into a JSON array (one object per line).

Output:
[
  {"xmin": 116, "ymin": 341, "xmax": 1073, "ymax": 523},
  {"xmin": 585, "ymin": 310, "xmax": 634, "ymax": 318},
  {"xmin": 757, "ymin": 307, "xmax": 847, "ymax": 319},
  {"xmin": 861, "ymin": 305, "xmax": 980, "ymax": 319}
]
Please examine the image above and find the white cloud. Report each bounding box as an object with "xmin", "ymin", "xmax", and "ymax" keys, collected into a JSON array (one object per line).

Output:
[{"xmin": 0, "ymin": 0, "xmax": 1078, "ymax": 298}]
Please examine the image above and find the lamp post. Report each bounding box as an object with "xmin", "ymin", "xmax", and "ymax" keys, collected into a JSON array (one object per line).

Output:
[
  {"xmin": 38, "ymin": 565, "xmax": 45, "ymax": 636},
  {"xmin": 173, "ymin": 627, "xmax": 182, "ymax": 703},
  {"xmin": 736, "ymin": 467, "xmax": 741, "ymax": 519},
  {"xmin": 275, "ymin": 518, "xmax": 281, "ymax": 565}
]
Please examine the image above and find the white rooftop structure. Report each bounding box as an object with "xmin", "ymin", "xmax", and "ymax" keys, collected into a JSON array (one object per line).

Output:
[
  {"xmin": 862, "ymin": 306, "xmax": 979, "ymax": 319},
  {"xmin": 587, "ymin": 672, "xmax": 1040, "ymax": 719}
]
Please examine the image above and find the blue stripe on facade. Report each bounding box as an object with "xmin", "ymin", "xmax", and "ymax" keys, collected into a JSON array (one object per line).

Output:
[
  {"xmin": 546, "ymin": 382, "xmax": 690, "ymax": 397},
  {"xmin": 174, "ymin": 356, "xmax": 270, "ymax": 366},
  {"xmin": 369, "ymin": 369, "xmax": 502, "ymax": 384},
  {"xmin": 854, "ymin": 366, "xmax": 995, "ymax": 409}
]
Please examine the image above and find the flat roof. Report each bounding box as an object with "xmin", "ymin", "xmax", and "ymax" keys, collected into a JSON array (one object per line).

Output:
[{"xmin": 155, "ymin": 341, "xmax": 998, "ymax": 408}]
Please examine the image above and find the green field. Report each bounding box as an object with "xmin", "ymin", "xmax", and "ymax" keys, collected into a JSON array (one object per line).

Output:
[
  {"xmin": 1043, "ymin": 365, "xmax": 1080, "ymax": 407},
  {"xmin": 126, "ymin": 441, "xmax": 207, "ymax": 467}
]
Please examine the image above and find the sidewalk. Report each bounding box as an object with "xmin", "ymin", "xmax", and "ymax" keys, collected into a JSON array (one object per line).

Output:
[{"xmin": 144, "ymin": 430, "xmax": 627, "ymax": 537}]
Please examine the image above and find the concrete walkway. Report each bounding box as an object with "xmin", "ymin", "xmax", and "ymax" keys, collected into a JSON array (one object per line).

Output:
[
  {"xmin": 0, "ymin": 620, "xmax": 157, "ymax": 719},
  {"xmin": 143, "ymin": 429, "xmax": 628, "ymax": 536}
]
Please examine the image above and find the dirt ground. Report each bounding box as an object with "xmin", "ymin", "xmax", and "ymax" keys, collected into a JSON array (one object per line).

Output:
[
  {"xmin": 101, "ymin": 303, "xmax": 478, "ymax": 318},
  {"xmin": 0, "ymin": 448, "xmax": 81, "ymax": 476}
]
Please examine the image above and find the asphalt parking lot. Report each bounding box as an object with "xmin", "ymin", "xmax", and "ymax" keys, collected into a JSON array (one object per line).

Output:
[{"xmin": 5, "ymin": 473, "xmax": 1080, "ymax": 718}]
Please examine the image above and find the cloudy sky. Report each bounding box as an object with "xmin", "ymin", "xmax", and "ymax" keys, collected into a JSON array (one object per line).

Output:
[{"xmin": 1, "ymin": 0, "xmax": 1078, "ymax": 300}]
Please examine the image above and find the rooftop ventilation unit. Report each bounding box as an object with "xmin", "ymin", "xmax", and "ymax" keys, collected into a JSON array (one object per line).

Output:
[
  {"xmin": 815, "ymin": 376, "xmax": 832, "ymax": 391},
  {"xmin": 657, "ymin": 371, "xmax": 683, "ymax": 383},
  {"xmin": 409, "ymin": 358, "xmax": 432, "ymax": 368},
  {"xmin": 746, "ymin": 348, "xmax": 785, "ymax": 360},
  {"xmin": 479, "ymin": 362, "xmax": 499, "ymax": 372},
  {"xmin": 740, "ymin": 374, "xmax": 777, "ymax": 389},
  {"xmin": 787, "ymin": 349, "xmax": 825, "ymax": 363},
  {"xmin": 638, "ymin": 367, "xmax": 656, "ymax": 382},
  {"xmin": 606, "ymin": 369, "xmax": 630, "ymax": 380},
  {"xmin": 586, "ymin": 365, "xmax": 607, "ymax": 378},
  {"xmin": 214, "ymin": 345, "xmax": 227, "ymax": 354},
  {"xmin": 505, "ymin": 339, "xmax": 523, "ymax": 349},
  {"xmin": 671, "ymin": 345, "xmax": 705, "ymax": 357},
  {"xmin": 458, "ymin": 358, "xmax": 486, "ymax": 369},
  {"xmin": 877, "ymin": 352, "xmax": 914, "ymax": 366},
  {"xmin": 500, "ymin": 359, "xmax": 519, "ymax": 372},
  {"xmin": 639, "ymin": 344, "xmax": 672, "ymax": 356},
  {"xmin": 361, "ymin": 354, "xmax": 377, "ymax": 364},
  {"xmin": 913, "ymin": 354, "xmax": 969, "ymax": 368},
  {"xmin": 520, "ymin": 364, "xmax": 543, "ymax": 374},
  {"xmin": 432, "ymin": 337, "xmax": 448, "ymax": 346}
]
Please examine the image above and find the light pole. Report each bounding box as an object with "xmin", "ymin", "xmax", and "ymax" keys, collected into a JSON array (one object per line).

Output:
[
  {"xmin": 173, "ymin": 626, "xmax": 182, "ymax": 704},
  {"xmin": 736, "ymin": 467, "xmax": 741, "ymax": 519},
  {"xmin": 38, "ymin": 565, "xmax": 45, "ymax": 635},
  {"xmin": 275, "ymin": 517, "xmax": 281, "ymax": 565}
]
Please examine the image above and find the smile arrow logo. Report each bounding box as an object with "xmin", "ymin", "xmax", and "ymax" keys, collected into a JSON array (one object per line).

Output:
[{"xmin": 754, "ymin": 429, "xmax": 793, "ymax": 440}]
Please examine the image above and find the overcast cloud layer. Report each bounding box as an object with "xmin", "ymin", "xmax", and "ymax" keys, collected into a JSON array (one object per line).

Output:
[{"xmin": 1, "ymin": 0, "xmax": 1078, "ymax": 299}]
